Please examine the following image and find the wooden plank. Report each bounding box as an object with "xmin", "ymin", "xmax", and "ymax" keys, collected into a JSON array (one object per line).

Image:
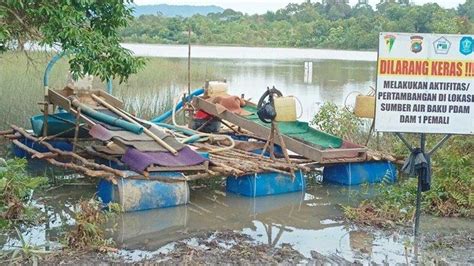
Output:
[
  {"xmin": 48, "ymin": 89, "xmax": 71, "ymax": 110},
  {"xmin": 193, "ymin": 97, "xmax": 367, "ymax": 163},
  {"xmin": 147, "ymin": 164, "xmax": 208, "ymax": 172},
  {"xmin": 48, "ymin": 88, "xmax": 124, "ymax": 111}
]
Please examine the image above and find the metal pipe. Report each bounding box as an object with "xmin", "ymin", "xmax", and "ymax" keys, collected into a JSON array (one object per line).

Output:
[
  {"xmin": 414, "ymin": 133, "xmax": 425, "ymax": 237},
  {"xmin": 395, "ymin": 132, "xmax": 414, "ymax": 152},
  {"xmin": 429, "ymin": 134, "xmax": 452, "ymax": 156}
]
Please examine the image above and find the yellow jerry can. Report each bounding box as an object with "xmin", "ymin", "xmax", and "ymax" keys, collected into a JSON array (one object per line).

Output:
[
  {"xmin": 274, "ymin": 96, "xmax": 297, "ymax": 122},
  {"xmin": 354, "ymin": 95, "xmax": 375, "ymax": 118}
]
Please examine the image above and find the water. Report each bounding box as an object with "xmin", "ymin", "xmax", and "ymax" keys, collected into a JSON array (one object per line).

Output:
[
  {"xmin": 122, "ymin": 43, "xmax": 377, "ymax": 61},
  {"xmin": 121, "ymin": 44, "xmax": 377, "ymax": 122},
  {"xmin": 2, "ymin": 181, "xmax": 472, "ymax": 264}
]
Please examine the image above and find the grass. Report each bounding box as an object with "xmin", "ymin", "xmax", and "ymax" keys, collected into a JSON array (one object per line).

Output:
[{"xmin": 0, "ymin": 51, "xmax": 217, "ymax": 128}]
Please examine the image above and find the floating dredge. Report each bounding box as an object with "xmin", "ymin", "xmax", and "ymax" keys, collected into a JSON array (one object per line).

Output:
[{"xmin": 0, "ymin": 58, "xmax": 400, "ymax": 212}]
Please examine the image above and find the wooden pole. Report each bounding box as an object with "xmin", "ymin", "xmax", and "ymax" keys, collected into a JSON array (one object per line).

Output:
[
  {"xmin": 72, "ymin": 107, "xmax": 81, "ymax": 154},
  {"xmin": 43, "ymin": 103, "xmax": 49, "ymax": 137},
  {"xmin": 12, "ymin": 125, "xmax": 126, "ymax": 178},
  {"xmin": 91, "ymin": 94, "xmax": 178, "ymax": 155},
  {"xmin": 188, "ymin": 26, "xmax": 192, "ymax": 97}
]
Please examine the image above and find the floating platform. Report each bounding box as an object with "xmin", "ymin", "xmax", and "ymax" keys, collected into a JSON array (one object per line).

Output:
[{"xmin": 323, "ymin": 161, "xmax": 397, "ymax": 185}]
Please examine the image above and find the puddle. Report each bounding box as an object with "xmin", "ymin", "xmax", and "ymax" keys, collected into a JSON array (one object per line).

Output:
[{"xmin": 1, "ymin": 175, "xmax": 472, "ymax": 264}]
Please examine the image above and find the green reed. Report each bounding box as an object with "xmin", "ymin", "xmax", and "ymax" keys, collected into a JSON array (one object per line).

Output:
[{"xmin": 0, "ymin": 51, "xmax": 217, "ymax": 128}]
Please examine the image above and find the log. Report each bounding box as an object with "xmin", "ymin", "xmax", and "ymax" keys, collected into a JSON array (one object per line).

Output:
[
  {"xmin": 0, "ymin": 129, "xmax": 14, "ymax": 136},
  {"xmin": 12, "ymin": 139, "xmax": 117, "ymax": 184},
  {"xmin": 11, "ymin": 125, "xmax": 126, "ymax": 178}
]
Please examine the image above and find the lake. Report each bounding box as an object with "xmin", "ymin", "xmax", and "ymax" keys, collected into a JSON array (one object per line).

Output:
[{"xmin": 118, "ymin": 44, "xmax": 377, "ymax": 122}]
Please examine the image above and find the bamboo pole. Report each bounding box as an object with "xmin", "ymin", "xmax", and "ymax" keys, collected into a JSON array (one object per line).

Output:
[{"xmin": 91, "ymin": 94, "xmax": 178, "ymax": 155}]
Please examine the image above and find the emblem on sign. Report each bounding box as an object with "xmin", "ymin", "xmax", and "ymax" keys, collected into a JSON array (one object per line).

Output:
[
  {"xmin": 410, "ymin": 36, "xmax": 424, "ymax": 53},
  {"xmin": 384, "ymin": 34, "xmax": 396, "ymax": 52},
  {"xmin": 459, "ymin": 36, "xmax": 473, "ymax": 55},
  {"xmin": 433, "ymin": 37, "xmax": 450, "ymax": 54}
]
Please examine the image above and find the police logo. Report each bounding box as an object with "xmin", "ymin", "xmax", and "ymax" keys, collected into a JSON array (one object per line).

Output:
[
  {"xmin": 384, "ymin": 34, "xmax": 396, "ymax": 52},
  {"xmin": 459, "ymin": 36, "xmax": 473, "ymax": 56},
  {"xmin": 410, "ymin": 35, "xmax": 424, "ymax": 53},
  {"xmin": 433, "ymin": 37, "xmax": 450, "ymax": 54}
]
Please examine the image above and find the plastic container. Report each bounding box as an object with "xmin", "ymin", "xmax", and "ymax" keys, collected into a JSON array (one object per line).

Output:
[
  {"xmin": 97, "ymin": 172, "xmax": 189, "ymax": 212},
  {"xmin": 323, "ymin": 161, "xmax": 397, "ymax": 185},
  {"xmin": 354, "ymin": 95, "xmax": 375, "ymax": 118},
  {"xmin": 226, "ymin": 170, "xmax": 305, "ymax": 197},
  {"xmin": 274, "ymin": 96, "xmax": 297, "ymax": 122},
  {"xmin": 206, "ymin": 81, "xmax": 229, "ymax": 97}
]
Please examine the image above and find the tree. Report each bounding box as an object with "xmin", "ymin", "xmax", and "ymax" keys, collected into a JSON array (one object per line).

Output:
[
  {"xmin": 0, "ymin": 0, "xmax": 145, "ymax": 82},
  {"xmin": 458, "ymin": 0, "xmax": 474, "ymax": 20}
]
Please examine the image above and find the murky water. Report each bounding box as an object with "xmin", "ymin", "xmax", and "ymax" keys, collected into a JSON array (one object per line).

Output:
[
  {"xmin": 2, "ymin": 177, "xmax": 472, "ymax": 264},
  {"xmin": 1, "ymin": 45, "xmax": 472, "ymax": 263}
]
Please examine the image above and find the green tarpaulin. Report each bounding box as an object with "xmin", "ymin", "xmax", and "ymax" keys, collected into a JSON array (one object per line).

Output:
[{"xmin": 243, "ymin": 105, "xmax": 343, "ymax": 149}]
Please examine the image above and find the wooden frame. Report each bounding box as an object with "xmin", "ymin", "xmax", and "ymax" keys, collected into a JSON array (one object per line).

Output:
[
  {"xmin": 193, "ymin": 97, "xmax": 367, "ymax": 163},
  {"xmin": 48, "ymin": 87, "xmax": 124, "ymax": 111}
]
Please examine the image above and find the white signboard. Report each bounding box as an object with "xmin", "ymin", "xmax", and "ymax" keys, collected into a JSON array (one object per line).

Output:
[{"xmin": 375, "ymin": 32, "xmax": 474, "ymax": 134}]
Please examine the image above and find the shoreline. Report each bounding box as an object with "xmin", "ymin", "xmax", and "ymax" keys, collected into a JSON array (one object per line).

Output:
[{"xmin": 121, "ymin": 43, "xmax": 378, "ymax": 61}]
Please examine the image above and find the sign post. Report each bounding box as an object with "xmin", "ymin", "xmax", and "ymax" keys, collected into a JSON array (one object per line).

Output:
[{"xmin": 374, "ymin": 32, "xmax": 473, "ymax": 237}]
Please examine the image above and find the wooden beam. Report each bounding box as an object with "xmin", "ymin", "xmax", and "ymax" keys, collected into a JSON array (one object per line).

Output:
[{"xmin": 193, "ymin": 97, "xmax": 367, "ymax": 163}]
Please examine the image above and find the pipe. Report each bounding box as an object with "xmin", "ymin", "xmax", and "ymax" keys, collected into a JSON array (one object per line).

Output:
[
  {"xmin": 106, "ymin": 79, "xmax": 113, "ymax": 94},
  {"xmin": 150, "ymin": 88, "xmax": 205, "ymax": 123},
  {"xmin": 91, "ymin": 94, "xmax": 177, "ymax": 154},
  {"xmin": 43, "ymin": 52, "xmax": 66, "ymax": 88},
  {"xmin": 70, "ymin": 98, "xmax": 144, "ymax": 134},
  {"xmin": 43, "ymin": 51, "xmax": 113, "ymax": 93},
  {"xmin": 170, "ymin": 93, "xmax": 235, "ymax": 153}
]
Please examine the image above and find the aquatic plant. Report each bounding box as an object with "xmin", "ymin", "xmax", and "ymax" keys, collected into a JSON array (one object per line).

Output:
[
  {"xmin": 0, "ymin": 158, "xmax": 47, "ymax": 229},
  {"xmin": 65, "ymin": 198, "xmax": 116, "ymax": 252},
  {"xmin": 0, "ymin": 227, "xmax": 51, "ymax": 264},
  {"xmin": 0, "ymin": 52, "xmax": 217, "ymax": 128}
]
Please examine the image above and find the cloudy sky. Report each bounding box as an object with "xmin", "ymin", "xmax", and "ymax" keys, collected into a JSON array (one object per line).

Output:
[{"xmin": 134, "ymin": 0, "xmax": 465, "ymax": 14}]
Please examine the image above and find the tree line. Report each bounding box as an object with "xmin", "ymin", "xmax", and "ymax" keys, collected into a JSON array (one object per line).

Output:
[{"xmin": 120, "ymin": 0, "xmax": 473, "ymax": 50}]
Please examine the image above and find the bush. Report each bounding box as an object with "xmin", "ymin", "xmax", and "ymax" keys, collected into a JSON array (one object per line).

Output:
[{"xmin": 311, "ymin": 102, "xmax": 365, "ymax": 143}]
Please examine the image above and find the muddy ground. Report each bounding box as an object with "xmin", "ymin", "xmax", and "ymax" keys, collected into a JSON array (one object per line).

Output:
[
  {"xmin": 37, "ymin": 227, "xmax": 473, "ymax": 265},
  {"xmin": 40, "ymin": 230, "xmax": 353, "ymax": 264}
]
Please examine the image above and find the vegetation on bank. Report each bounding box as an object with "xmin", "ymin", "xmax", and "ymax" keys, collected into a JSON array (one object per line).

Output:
[
  {"xmin": 0, "ymin": 158, "xmax": 47, "ymax": 229},
  {"xmin": 313, "ymin": 103, "xmax": 474, "ymax": 228},
  {"xmin": 0, "ymin": 52, "xmax": 217, "ymax": 129},
  {"xmin": 121, "ymin": 0, "xmax": 473, "ymax": 50}
]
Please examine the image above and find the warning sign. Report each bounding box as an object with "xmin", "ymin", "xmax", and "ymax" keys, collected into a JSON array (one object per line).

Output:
[{"xmin": 375, "ymin": 32, "xmax": 474, "ymax": 134}]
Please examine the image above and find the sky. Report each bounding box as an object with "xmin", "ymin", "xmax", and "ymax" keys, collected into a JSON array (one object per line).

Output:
[{"xmin": 133, "ymin": 0, "xmax": 465, "ymax": 14}]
